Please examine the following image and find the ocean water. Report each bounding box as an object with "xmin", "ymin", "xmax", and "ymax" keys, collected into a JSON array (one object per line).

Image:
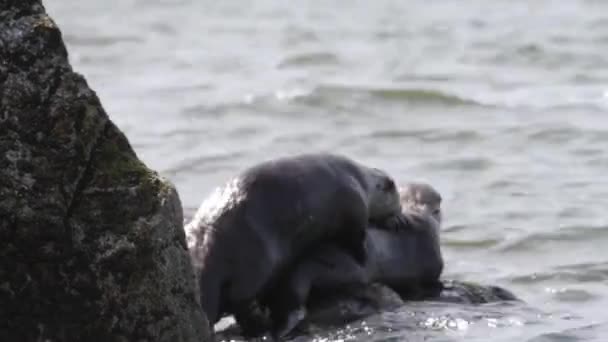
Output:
[{"xmin": 47, "ymin": 1, "xmax": 608, "ymax": 341}]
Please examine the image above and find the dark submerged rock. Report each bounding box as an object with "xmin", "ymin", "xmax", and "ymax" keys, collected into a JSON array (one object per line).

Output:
[
  {"xmin": 0, "ymin": 1, "xmax": 210, "ymax": 341},
  {"xmin": 299, "ymin": 283, "xmax": 406, "ymax": 331},
  {"xmin": 293, "ymin": 280, "xmax": 519, "ymax": 334},
  {"xmin": 430, "ymin": 279, "xmax": 519, "ymax": 304}
]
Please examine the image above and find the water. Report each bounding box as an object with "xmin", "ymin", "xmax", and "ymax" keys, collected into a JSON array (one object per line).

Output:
[{"xmin": 46, "ymin": 1, "xmax": 608, "ymax": 341}]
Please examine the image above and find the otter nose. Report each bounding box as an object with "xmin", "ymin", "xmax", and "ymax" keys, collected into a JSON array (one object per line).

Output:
[{"xmin": 383, "ymin": 178, "xmax": 395, "ymax": 191}]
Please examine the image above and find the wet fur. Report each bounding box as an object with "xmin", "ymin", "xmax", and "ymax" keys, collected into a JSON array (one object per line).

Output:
[
  {"xmin": 262, "ymin": 183, "xmax": 444, "ymax": 338},
  {"xmin": 185, "ymin": 153, "xmax": 402, "ymax": 335}
]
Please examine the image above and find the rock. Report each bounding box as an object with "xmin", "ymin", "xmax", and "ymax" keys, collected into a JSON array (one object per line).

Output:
[
  {"xmin": 292, "ymin": 280, "xmax": 519, "ymax": 335},
  {"xmin": 215, "ymin": 280, "xmax": 520, "ymax": 341},
  {"xmin": 0, "ymin": 1, "xmax": 210, "ymax": 341},
  {"xmin": 430, "ymin": 279, "xmax": 520, "ymax": 304},
  {"xmin": 302, "ymin": 284, "xmax": 405, "ymax": 328}
]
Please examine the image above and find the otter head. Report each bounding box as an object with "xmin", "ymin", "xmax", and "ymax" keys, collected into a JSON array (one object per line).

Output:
[
  {"xmin": 366, "ymin": 168, "xmax": 402, "ymax": 219},
  {"xmin": 399, "ymin": 182, "xmax": 442, "ymax": 226},
  {"xmin": 398, "ymin": 181, "xmax": 444, "ymax": 292}
]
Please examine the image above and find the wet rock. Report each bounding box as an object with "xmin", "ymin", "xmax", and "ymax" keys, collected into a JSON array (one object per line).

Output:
[
  {"xmin": 292, "ymin": 280, "xmax": 518, "ymax": 334},
  {"xmin": 430, "ymin": 279, "xmax": 520, "ymax": 304},
  {"xmin": 302, "ymin": 283, "xmax": 406, "ymax": 328},
  {"xmin": 0, "ymin": 1, "xmax": 210, "ymax": 341},
  {"xmin": 215, "ymin": 280, "xmax": 519, "ymax": 341}
]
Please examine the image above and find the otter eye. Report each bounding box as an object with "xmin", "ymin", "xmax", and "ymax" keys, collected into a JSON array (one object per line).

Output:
[{"xmin": 432, "ymin": 208, "xmax": 441, "ymax": 217}]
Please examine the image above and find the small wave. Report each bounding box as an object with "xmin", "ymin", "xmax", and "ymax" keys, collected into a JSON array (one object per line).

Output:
[
  {"xmin": 547, "ymin": 288, "xmax": 598, "ymax": 303},
  {"xmin": 498, "ymin": 225, "xmax": 608, "ymax": 253},
  {"xmin": 162, "ymin": 151, "xmax": 246, "ymax": 176},
  {"xmin": 277, "ymin": 51, "xmax": 341, "ymax": 69},
  {"xmin": 271, "ymin": 132, "xmax": 326, "ymax": 145},
  {"xmin": 486, "ymin": 179, "xmax": 526, "ymax": 190},
  {"xmin": 367, "ymin": 129, "xmax": 483, "ymax": 143},
  {"xmin": 586, "ymin": 157, "xmax": 608, "ymax": 168},
  {"xmin": 146, "ymin": 21, "xmax": 177, "ymax": 36},
  {"xmin": 420, "ymin": 157, "xmax": 494, "ymax": 171},
  {"xmin": 443, "ymin": 237, "xmax": 504, "ymax": 250},
  {"xmin": 545, "ymin": 102, "xmax": 608, "ymax": 113},
  {"xmin": 557, "ymin": 206, "xmax": 592, "ymax": 219},
  {"xmin": 527, "ymin": 125, "xmax": 584, "ymax": 144},
  {"xmin": 527, "ymin": 321, "xmax": 608, "ymax": 342},
  {"xmin": 589, "ymin": 130, "xmax": 608, "ymax": 142},
  {"xmin": 159, "ymin": 127, "xmax": 207, "ymax": 138},
  {"xmin": 510, "ymin": 261, "xmax": 608, "ymax": 284},
  {"xmin": 561, "ymin": 180, "xmax": 595, "ymax": 189},
  {"xmin": 364, "ymin": 87, "xmax": 480, "ymax": 106},
  {"xmin": 443, "ymin": 224, "xmax": 470, "ymax": 233},
  {"xmin": 362, "ymin": 86, "xmax": 481, "ymax": 106},
  {"xmin": 202, "ymin": 84, "xmax": 485, "ymax": 113},
  {"xmin": 294, "ymin": 84, "xmax": 484, "ymax": 108},
  {"xmin": 63, "ymin": 33, "xmax": 143, "ymax": 47},
  {"xmin": 569, "ymin": 147, "xmax": 605, "ymax": 158},
  {"xmin": 181, "ymin": 101, "xmax": 256, "ymax": 119},
  {"xmin": 148, "ymin": 82, "xmax": 212, "ymax": 96}
]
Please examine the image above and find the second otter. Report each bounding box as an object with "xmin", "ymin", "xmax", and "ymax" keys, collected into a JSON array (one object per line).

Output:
[{"xmin": 264, "ymin": 182, "xmax": 444, "ymax": 338}]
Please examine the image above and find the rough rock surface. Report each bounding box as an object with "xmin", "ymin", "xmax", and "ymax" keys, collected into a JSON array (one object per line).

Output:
[{"xmin": 0, "ymin": 1, "xmax": 210, "ymax": 341}]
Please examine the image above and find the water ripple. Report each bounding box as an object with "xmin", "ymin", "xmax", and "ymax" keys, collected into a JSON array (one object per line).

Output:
[
  {"xmin": 277, "ymin": 51, "xmax": 341, "ymax": 68},
  {"xmin": 510, "ymin": 262, "xmax": 608, "ymax": 284},
  {"xmin": 163, "ymin": 151, "xmax": 246, "ymax": 177},
  {"xmin": 443, "ymin": 237, "xmax": 504, "ymax": 250},
  {"xmin": 367, "ymin": 129, "xmax": 483, "ymax": 143},
  {"xmin": 295, "ymin": 84, "xmax": 484, "ymax": 107},
  {"xmin": 420, "ymin": 157, "xmax": 494, "ymax": 171},
  {"xmin": 527, "ymin": 126, "xmax": 585, "ymax": 144},
  {"xmin": 527, "ymin": 322, "xmax": 608, "ymax": 342},
  {"xmin": 63, "ymin": 33, "xmax": 144, "ymax": 47},
  {"xmin": 499, "ymin": 225, "xmax": 608, "ymax": 253}
]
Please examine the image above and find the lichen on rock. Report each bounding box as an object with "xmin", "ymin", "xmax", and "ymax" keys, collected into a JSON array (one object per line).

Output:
[{"xmin": 0, "ymin": 1, "xmax": 210, "ymax": 341}]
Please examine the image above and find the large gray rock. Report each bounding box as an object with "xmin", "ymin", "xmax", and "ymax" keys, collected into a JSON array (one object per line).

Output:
[{"xmin": 0, "ymin": 1, "xmax": 210, "ymax": 341}]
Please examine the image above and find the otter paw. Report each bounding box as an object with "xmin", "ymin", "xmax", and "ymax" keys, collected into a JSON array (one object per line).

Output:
[
  {"xmin": 273, "ymin": 307, "xmax": 307, "ymax": 340},
  {"xmin": 381, "ymin": 214, "xmax": 409, "ymax": 232},
  {"xmin": 234, "ymin": 301, "xmax": 272, "ymax": 338}
]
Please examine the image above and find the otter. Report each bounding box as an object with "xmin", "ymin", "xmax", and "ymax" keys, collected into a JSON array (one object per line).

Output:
[
  {"xmin": 263, "ymin": 182, "xmax": 444, "ymax": 338},
  {"xmin": 185, "ymin": 153, "xmax": 405, "ymax": 336}
]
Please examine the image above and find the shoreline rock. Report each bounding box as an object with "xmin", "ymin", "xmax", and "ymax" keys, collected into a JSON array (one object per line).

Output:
[{"xmin": 0, "ymin": 1, "xmax": 210, "ymax": 341}]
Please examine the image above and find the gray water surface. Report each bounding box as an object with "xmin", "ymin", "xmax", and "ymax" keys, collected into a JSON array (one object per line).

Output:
[{"xmin": 47, "ymin": 1, "xmax": 608, "ymax": 341}]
